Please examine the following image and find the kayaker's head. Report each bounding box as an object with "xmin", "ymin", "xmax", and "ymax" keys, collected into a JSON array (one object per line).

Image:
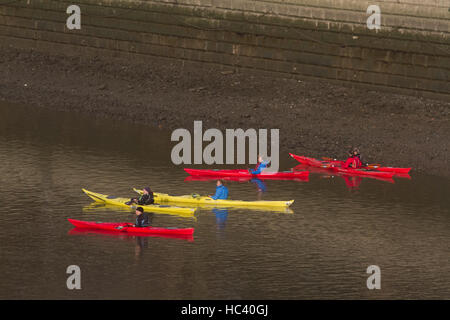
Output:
[
  {"xmin": 348, "ymin": 147, "xmax": 360, "ymax": 157},
  {"xmin": 135, "ymin": 207, "xmax": 144, "ymax": 215},
  {"xmin": 258, "ymin": 155, "xmax": 263, "ymax": 163},
  {"xmin": 216, "ymin": 180, "xmax": 223, "ymax": 187},
  {"xmin": 143, "ymin": 187, "xmax": 151, "ymax": 194}
]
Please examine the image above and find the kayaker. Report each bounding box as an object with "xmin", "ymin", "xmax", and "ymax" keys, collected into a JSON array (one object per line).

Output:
[
  {"xmin": 250, "ymin": 155, "xmax": 270, "ymax": 175},
  {"xmin": 116, "ymin": 207, "xmax": 152, "ymax": 230},
  {"xmin": 210, "ymin": 180, "xmax": 229, "ymax": 200},
  {"xmin": 134, "ymin": 207, "xmax": 150, "ymax": 227},
  {"xmin": 126, "ymin": 187, "xmax": 154, "ymax": 205},
  {"xmin": 342, "ymin": 147, "xmax": 363, "ymax": 169}
]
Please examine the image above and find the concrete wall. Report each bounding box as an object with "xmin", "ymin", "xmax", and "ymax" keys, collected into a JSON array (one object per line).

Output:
[{"xmin": 0, "ymin": 0, "xmax": 449, "ymax": 99}]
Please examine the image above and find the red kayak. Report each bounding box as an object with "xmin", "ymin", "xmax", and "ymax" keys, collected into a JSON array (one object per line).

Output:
[
  {"xmin": 289, "ymin": 154, "xmax": 410, "ymax": 176},
  {"xmin": 68, "ymin": 227, "xmax": 194, "ymax": 241},
  {"xmin": 184, "ymin": 174, "xmax": 309, "ymax": 182},
  {"xmin": 184, "ymin": 168, "xmax": 309, "ymax": 179},
  {"xmin": 330, "ymin": 166, "xmax": 394, "ymax": 179},
  {"xmin": 68, "ymin": 219, "xmax": 194, "ymax": 236},
  {"xmin": 292, "ymin": 164, "xmax": 395, "ymax": 183}
]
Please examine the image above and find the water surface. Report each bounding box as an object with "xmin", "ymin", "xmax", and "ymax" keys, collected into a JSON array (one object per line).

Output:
[{"xmin": 0, "ymin": 102, "xmax": 449, "ymax": 299}]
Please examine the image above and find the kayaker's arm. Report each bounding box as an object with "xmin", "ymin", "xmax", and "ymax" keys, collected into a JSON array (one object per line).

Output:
[
  {"xmin": 117, "ymin": 223, "xmax": 134, "ymax": 230},
  {"xmin": 211, "ymin": 188, "xmax": 221, "ymax": 200}
]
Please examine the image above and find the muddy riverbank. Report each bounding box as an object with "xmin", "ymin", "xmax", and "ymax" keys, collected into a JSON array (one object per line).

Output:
[{"xmin": 1, "ymin": 48, "xmax": 449, "ymax": 177}]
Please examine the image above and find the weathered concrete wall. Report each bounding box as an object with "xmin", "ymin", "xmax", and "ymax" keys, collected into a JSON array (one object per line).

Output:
[{"xmin": 0, "ymin": 0, "xmax": 449, "ymax": 99}]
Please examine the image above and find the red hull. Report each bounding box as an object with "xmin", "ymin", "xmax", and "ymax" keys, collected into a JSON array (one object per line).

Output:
[
  {"xmin": 68, "ymin": 227, "xmax": 194, "ymax": 241},
  {"xmin": 292, "ymin": 164, "xmax": 395, "ymax": 184},
  {"xmin": 184, "ymin": 175, "xmax": 309, "ymax": 182},
  {"xmin": 289, "ymin": 154, "xmax": 409, "ymax": 177},
  {"xmin": 331, "ymin": 167, "xmax": 395, "ymax": 179},
  {"xmin": 68, "ymin": 219, "xmax": 194, "ymax": 236},
  {"xmin": 184, "ymin": 168, "xmax": 309, "ymax": 179}
]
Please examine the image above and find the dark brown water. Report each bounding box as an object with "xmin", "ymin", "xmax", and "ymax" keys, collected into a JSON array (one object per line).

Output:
[{"xmin": 0, "ymin": 102, "xmax": 449, "ymax": 299}]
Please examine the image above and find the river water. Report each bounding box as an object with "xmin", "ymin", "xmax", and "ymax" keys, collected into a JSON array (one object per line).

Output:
[{"xmin": 0, "ymin": 102, "xmax": 449, "ymax": 299}]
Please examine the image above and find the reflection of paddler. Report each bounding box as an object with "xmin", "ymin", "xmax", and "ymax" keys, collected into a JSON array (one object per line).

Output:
[
  {"xmin": 212, "ymin": 208, "xmax": 228, "ymax": 230},
  {"xmin": 342, "ymin": 175, "xmax": 362, "ymax": 191},
  {"xmin": 135, "ymin": 236, "xmax": 149, "ymax": 258},
  {"xmin": 251, "ymin": 178, "xmax": 267, "ymax": 193}
]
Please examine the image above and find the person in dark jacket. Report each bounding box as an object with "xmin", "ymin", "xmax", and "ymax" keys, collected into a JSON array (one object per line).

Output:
[
  {"xmin": 134, "ymin": 207, "xmax": 150, "ymax": 227},
  {"xmin": 117, "ymin": 207, "xmax": 152, "ymax": 230},
  {"xmin": 126, "ymin": 187, "xmax": 154, "ymax": 205}
]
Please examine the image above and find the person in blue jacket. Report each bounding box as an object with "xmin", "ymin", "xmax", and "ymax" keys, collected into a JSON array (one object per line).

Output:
[
  {"xmin": 250, "ymin": 155, "xmax": 270, "ymax": 175},
  {"xmin": 210, "ymin": 180, "xmax": 229, "ymax": 200}
]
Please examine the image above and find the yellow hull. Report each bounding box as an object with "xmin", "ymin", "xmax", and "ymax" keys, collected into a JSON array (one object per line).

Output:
[
  {"xmin": 133, "ymin": 188, "xmax": 294, "ymax": 209},
  {"xmin": 82, "ymin": 189, "xmax": 197, "ymax": 218}
]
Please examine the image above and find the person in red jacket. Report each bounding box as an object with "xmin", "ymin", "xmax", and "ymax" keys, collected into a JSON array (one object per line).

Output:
[{"xmin": 342, "ymin": 147, "xmax": 363, "ymax": 169}]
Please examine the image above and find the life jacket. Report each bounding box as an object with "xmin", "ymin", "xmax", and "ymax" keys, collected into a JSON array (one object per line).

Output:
[
  {"xmin": 343, "ymin": 155, "xmax": 362, "ymax": 169},
  {"xmin": 138, "ymin": 192, "xmax": 154, "ymax": 205},
  {"xmin": 135, "ymin": 212, "xmax": 150, "ymax": 227},
  {"xmin": 211, "ymin": 185, "xmax": 229, "ymax": 200}
]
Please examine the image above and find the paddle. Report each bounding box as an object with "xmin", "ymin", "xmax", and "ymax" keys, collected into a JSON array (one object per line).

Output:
[
  {"xmin": 322, "ymin": 157, "xmax": 382, "ymax": 169},
  {"xmin": 321, "ymin": 157, "xmax": 337, "ymax": 161},
  {"xmin": 320, "ymin": 163, "xmax": 337, "ymax": 169},
  {"xmin": 116, "ymin": 223, "xmax": 133, "ymax": 230}
]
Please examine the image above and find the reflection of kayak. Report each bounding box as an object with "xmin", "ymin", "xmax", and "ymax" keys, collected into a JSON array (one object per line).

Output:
[
  {"xmin": 68, "ymin": 219, "xmax": 194, "ymax": 236},
  {"xmin": 82, "ymin": 189, "xmax": 196, "ymax": 217},
  {"xmin": 68, "ymin": 227, "xmax": 194, "ymax": 241},
  {"xmin": 133, "ymin": 188, "xmax": 294, "ymax": 208},
  {"xmin": 184, "ymin": 168, "xmax": 309, "ymax": 180},
  {"xmin": 290, "ymin": 153, "xmax": 411, "ymax": 176}
]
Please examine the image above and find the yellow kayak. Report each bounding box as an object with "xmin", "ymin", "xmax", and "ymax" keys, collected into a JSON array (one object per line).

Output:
[
  {"xmin": 82, "ymin": 189, "xmax": 197, "ymax": 218},
  {"xmin": 133, "ymin": 188, "xmax": 294, "ymax": 208}
]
